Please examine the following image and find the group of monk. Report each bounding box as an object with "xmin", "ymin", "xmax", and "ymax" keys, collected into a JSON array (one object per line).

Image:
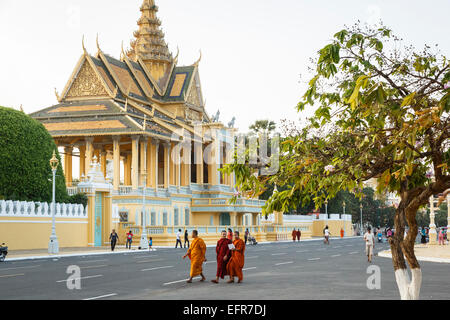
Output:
[
  {"xmin": 292, "ymin": 228, "xmax": 301, "ymax": 242},
  {"xmin": 182, "ymin": 229, "xmax": 246, "ymax": 284}
]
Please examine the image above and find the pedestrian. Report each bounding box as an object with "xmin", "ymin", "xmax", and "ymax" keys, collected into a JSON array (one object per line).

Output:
[
  {"xmin": 420, "ymin": 227, "xmax": 427, "ymax": 244},
  {"xmin": 244, "ymin": 228, "xmax": 249, "ymax": 245},
  {"xmin": 387, "ymin": 228, "xmax": 392, "ymax": 238},
  {"xmin": 126, "ymin": 230, "xmax": 133, "ymax": 249},
  {"xmin": 296, "ymin": 229, "xmax": 301, "ymax": 242},
  {"xmin": 149, "ymin": 237, "xmax": 153, "ymax": 251},
  {"xmin": 110, "ymin": 229, "xmax": 119, "ymax": 251},
  {"xmin": 184, "ymin": 229, "xmax": 190, "ymax": 248},
  {"xmin": 438, "ymin": 228, "xmax": 445, "ymax": 245},
  {"xmin": 227, "ymin": 231, "xmax": 245, "ymax": 284},
  {"xmin": 211, "ymin": 230, "xmax": 232, "ymax": 284},
  {"xmin": 183, "ymin": 230, "xmax": 207, "ymax": 283},
  {"xmin": 364, "ymin": 227, "xmax": 375, "ymax": 263},
  {"xmin": 175, "ymin": 229, "xmax": 183, "ymax": 248},
  {"xmin": 340, "ymin": 228, "xmax": 344, "ymax": 238},
  {"xmin": 292, "ymin": 228, "xmax": 297, "ymax": 242},
  {"xmin": 227, "ymin": 228, "xmax": 233, "ymax": 241},
  {"xmin": 324, "ymin": 226, "xmax": 330, "ymax": 245}
]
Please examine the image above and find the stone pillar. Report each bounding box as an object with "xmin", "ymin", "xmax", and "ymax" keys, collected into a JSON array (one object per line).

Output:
[
  {"xmin": 113, "ymin": 137, "xmax": 120, "ymax": 191},
  {"xmin": 131, "ymin": 136, "xmax": 140, "ymax": 190},
  {"xmin": 64, "ymin": 147, "xmax": 73, "ymax": 187},
  {"xmin": 230, "ymin": 212, "xmax": 237, "ymax": 227},
  {"xmin": 140, "ymin": 137, "xmax": 148, "ymax": 187},
  {"xmin": 252, "ymin": 213, "xmax": 258, "ymax": 226},
  {"xmin": 170, "ymin": 143, "xmax": 176, "ymax": 185},
  {"xmin": 103, "ymin": 193, "xmax": 113, "ymax": 245},
  {"xmin": 154, "ymin": 141, "xmax": 160, "ymax": 190},
  {"xmin": 146, "ymin": 141, "xmax": 152, "ymax": 188},
  {"xmin": 100, "ymin": 150, "xmax": 107, "ymax": 178},
  {"xmin": 196, "ymin": 144, "xmax": 204, "ymax": 184},
  {"xmin": 79, "ymin": 145, "xmax": 86, "ymax": 179},
  {"xmin": 164, "ymin": 143, "xmax": 170, "ymax": 189},
  {"xmin": 175, "ymin": 145, "xmax": 181, "ymax": 187},
  {"xmin": 124, "ymin": 154, "xmax": 132, "ymax": 186},
  {"xmin": 429, "ymin": 196, "xmax": 437, "ymax": 245},
  {"xmin": 85, "ymin": 137, "xmax": 94, "ymax": 176}
]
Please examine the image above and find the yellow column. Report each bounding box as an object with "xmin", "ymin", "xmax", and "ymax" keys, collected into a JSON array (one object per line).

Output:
[
  {"xmin": 230, "ymin": 212, "xmax": 237, "ymax": 227},
  {"xmin": 125, "ymin": 154, "xmax": 132, "ymax": 186},
  {"xmin": 140, "ymin": 137, "xmax": 148, "ymax": 187},
  {"xmin": 64, "ymin": 147, "xmax": 73, "ymax": 187},
  {"xmin": 113, "ymin": 136, "xmax": 120, "ymax": 191},
  {"xmin": 170, "ymin": 142, "xmax": 176, "ymax": 185},
  {"xmin": 79, "ymin": 145, "xmax": 86, "ymax": 179},
  {"xmin": 146, "ymin": 140, "xmax": 152, "ymax": 188},
  {"xmin": 210, "ymin": 139, "xmax": 219, "ymax": 186},
  {"xmin": 153, "ymin": 140, "xmax": 160, "ymax": 190},
  {"xmin": 85, "ymin": 137, "xmax": 94, "ymax": 175},
  {"xmin": 196, "ymin": 144, "xmax": 204, "ymax": 184},
  {"xmin": 175, "ymin": 144, "xmax": 181, "ymax": 187},
  {"xmin": 131, "ymin": 136, "xmax": 140, "ymax": 190},
  {"xmin": 103, "ymin": 192, "xmax": 113, "ymax": 245},
  {"xmin": 100, "ymin": 150, "xmax": 107, "ymax": 178},
  {"xmin": 164, "ymin": 143, "xmax": 170, "ymax": 189}
]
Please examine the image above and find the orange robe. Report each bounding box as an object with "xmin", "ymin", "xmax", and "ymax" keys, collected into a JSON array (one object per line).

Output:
[
  {"xmin": 227, "ymin": 238, "xmax": 245, "ymax": 281},
  {"xmin": 186, "ymin": 237, "xmax": 206, "ymax": 277}
]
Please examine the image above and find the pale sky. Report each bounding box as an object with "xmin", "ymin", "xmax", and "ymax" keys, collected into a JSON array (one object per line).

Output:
[{"xmin": 0, "ymin": 0, "xmax": 449, "ymax": 134}]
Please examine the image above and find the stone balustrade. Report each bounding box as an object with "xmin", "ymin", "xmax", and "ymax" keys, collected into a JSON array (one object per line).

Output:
[{"xmin": 0, "ymin": 199, "xmax": 87, "ymax": 218}]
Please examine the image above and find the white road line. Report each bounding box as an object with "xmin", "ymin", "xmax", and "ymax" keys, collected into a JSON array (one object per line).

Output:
[
  {"xmin": 56, "ymin": 275, "xmax": 103, "ymax": 283},
  {"xmin": 349, "ymin": 252, "xmax": 358, "ymax": 255},
  {"xmin": 141, "ymin": 266, "xmax": 174, "ymax": 272},
  {"xmin": 163, "ymin": 277, "xmax": 201, "ymax": 286},
  {"xmin": 136, "ymin": 259, "xmax": 164, "ymax": 264},
  {"xmin": 83, "ymin": 293, "xmax": 117, "ymax": 300},
  {"xmin": 246, "ymin": 256, "xmax": 258, "ymax": 259},
  {"xmin": 317, "ymin": 248, "xmax": 326, "ymax": 251},
  {"xmin": 296, "ymin": 250, "xmax": 309, "ymax": 253},
  {"xmin": 0, "ymin": 265, "xmax": 41, "ymax": 271},
  {"xmin": 345, "ymin": 245, "xmax": 353, "ymax": 247},
  {"xmin": 331, "ymin": 254, "xmax": 341, "ymax": 257},
  {"xmin": 275, "ymin": 261, "xmax": 293, "ymax": 266},
  {"xmin": 333, "ymin": 246, "xmax": 343, "ymax": 248},
  {"xmin": 134, "ymin": 255, "xmax": 158, "ymax": 259},
  {"xmin": 80, "ymin": 265, "xmax": 108, "ymax": 269},
  {"xmin": 271, "ymin": 253, "xmax": 287, "ymax": 256},
  {"xmin": 78, "ymin": 259, "xmax": 108, "ymax": 264},
  {"xmin": 243, "ymin": 267, "xmax": 257, "ymax": 271},
  {"xmin": 0, "ymin": 273, "xmax": 24, "ymax": 278},
  {"xmin": 308, "ymin": 258, "xmax": 320, "ymax": 261}
]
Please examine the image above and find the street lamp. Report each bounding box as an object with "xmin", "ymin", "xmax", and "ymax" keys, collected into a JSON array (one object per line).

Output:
[
  {"xmin": 140, "ymin": 171, "xmax": 149, "ymax": 250},
  {"xmin": 342, "ymin": 201, "xmax": 346, "ymax": 236},
  {"xmin": 324, "ymin": 199, "xmax": 328, "ymax": 219},
  {"xmin": 48, "ymin": 150, "xmax": 59, "ymax": 254},
  {"xmin": 360, "ymin": 203, "xmax": 363, "ymax": 235}
]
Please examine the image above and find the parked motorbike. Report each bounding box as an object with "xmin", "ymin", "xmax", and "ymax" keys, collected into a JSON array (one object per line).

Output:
[
  {"xmin": 377, "ymin": 233, "xmax": 383, "ymax": 243},
  {"xmin": 0, "ymin": 243, "xmax": 8, "ymax": 262}
]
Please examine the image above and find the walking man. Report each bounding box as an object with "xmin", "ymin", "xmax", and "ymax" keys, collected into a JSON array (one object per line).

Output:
[
  {"xmin": 184, "ymin": 229, "xmax": 190, "ymax": 248},
  {"xmin": 175, "ymin": 229, "xmax": 183, "ymax": 248},
  {"xmin": 211, "ymin": 230, "xmax": 232, "ymax": 284},
  {"xmin": 183, "ymin": 230, "xmax": 207, "ymax": 283},
  {"xmin": 110, "ymin": 229, "xmax": 119, "ymax": 251},
  {"xmin": 296, "ymin": 229, "xmax": 301, "ymax": 242},
  {"xmin": 244, "ymin": 228, "xmax": 249, "ymax": 245},
  {"xmin": 292, "ymin": 228, "xmax": 297, "ymax": 242},
  {"xmin": 324, "ymin": 226, "xmax": 330, "ymax": 245},
  {"xmin": 126, "ymin": 230, "xmax": 133, "ymax": 249},
  {"xmin": 227, "ymin": 231, "xmax": 245, "ymax": 283},
  {"xmin": 364, "ymin": 227, "xmax": 375, "ymax": 263}
]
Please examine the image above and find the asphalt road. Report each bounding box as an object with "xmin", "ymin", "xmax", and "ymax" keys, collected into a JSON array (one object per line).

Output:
[{"xmin": 0, "ymin": 237, "xmax": 448, "ymax": 300}]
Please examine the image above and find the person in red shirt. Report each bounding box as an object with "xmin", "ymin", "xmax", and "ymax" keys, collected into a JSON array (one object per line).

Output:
[
  {"xmin": 227, "ymin": 228, "xmax": 233, "ymax": 241},
  {"xmin": 126, "ymin": 230, "xmax": 133, "ymax": 249},
  {"xmin": 211, "ymin": 230, "xmax": 232, "ymax": 283},
  {"xmin": 296, "ymin": 229, "xmax": 301, "ymax": 242}
]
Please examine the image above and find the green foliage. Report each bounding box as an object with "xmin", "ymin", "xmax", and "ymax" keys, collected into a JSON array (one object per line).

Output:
[
  {"xmin": 67, "ymin": 193, "xmax": 88, "ymax": 207},
  {"xmin": 0, "ymin": 106, "xmax": 68, "ymax": 203},
  {"xmin": 249, "ymin": 120, "xmax": 276, "ymax": 135}
]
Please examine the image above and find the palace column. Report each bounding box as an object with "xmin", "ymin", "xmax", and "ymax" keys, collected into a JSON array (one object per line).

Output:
[
  {"xmin": 230, "ymin": 212, "xmax": 237, "ymax": 227},
  {"xmin": 153, "ymin": 140, "xmax": 160, "ymax": 191},
  {"xmin": 85, "ymin": 137, "xmax": 94, "ymax": 174},
  {"xmin": 146, "ymin": 140, "xmax": 152, "ymax": 188},
  {"xmin": 140, "ymin": 137, "xmax": 148, "ymax": 187},
  {"xmin": 124, "ymin": 154, "xmax": 132, "ymax": 186},
  {"xmin": 196, "ymin": 143, "xmax": 204, "ymax": 184},
  {"xmin": 210, "ymin": 137, "xmax": 220, "ymax": 186},
  {"xmin": 175, "ymin": 144, "xmax": 181, "ymax": 188},
  {"xmin": 79, "ymin": 146, "xmax": 86, "ymax": 179},
  {"xmin": 131, "ymin": 136, "xmax": 140, "ymax": 190},
  {"xmin": 64, "ymin": 147, "xmax": 73, "ymax": 187},
  {"xmin": 164, "ymin": 143, "xmax": 170, "ymax": 189},
  {"xmin": 112, "ymin": 136, "xmax": 121, "ymax": 191},
  {"xmin": 169, "ymin": 142, "xmax": 176, "ymax": 185},
  {"xmin": 100, "ymin": 149, "xmax": 107, "ymax": 178}
]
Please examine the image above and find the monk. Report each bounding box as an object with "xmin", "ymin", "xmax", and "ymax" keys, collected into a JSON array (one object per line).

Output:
[
  {"xmin": 227, "ymin": 231, "xmax": 245, "ymax": 283},
  {"xmin": 211, "ymin": 230, "xmax": 232, "ymax": 284},
  {"xmin": 182, "ymin": 230, "xmax": 207, "ymax": 283},
  {"xmin": 296, "ymin": 229, "xmax": 301, "ymax": 242},
  {"xmin": 292, "ymin": 228, "xmax": 297, "ymax": 242}
]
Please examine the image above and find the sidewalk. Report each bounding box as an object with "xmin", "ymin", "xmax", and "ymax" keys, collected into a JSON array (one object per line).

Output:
[
  {"xmin": 2, "ymin": 236, "xmax": 361, "ymax": 262},
  {"xmin": 378, "ymin": 243, "xmax": 450, "ymax": 263}
]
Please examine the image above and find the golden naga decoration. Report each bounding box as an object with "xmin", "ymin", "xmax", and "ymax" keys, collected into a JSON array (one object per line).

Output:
[{"xmin": 66, "ymin": 63, "xmax": 108, "ymax": 98}]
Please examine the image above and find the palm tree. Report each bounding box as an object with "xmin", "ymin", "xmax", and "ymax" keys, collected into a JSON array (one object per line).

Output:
[{"xmin": 249, "ymin": 120, "xmax": 276, "ymax": 135}]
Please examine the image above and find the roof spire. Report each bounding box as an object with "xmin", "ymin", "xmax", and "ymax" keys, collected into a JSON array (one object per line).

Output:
[{"xmin": 127, "ymin": 0, "xmax": 173, "ymax": 82}]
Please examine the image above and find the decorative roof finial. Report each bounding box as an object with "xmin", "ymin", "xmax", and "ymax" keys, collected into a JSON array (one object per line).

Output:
[
  {"xmin": 82, "ymin": 35, "xmax": 87, "ymax": 53},
  {"xmin": 193, "ymin": 50, "xmax": 202, "ymax": 67}
]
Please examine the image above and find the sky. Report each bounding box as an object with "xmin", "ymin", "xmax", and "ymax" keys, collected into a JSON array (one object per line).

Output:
[{"xmin": 0, "ymin": 0, "xmax": 449, "ymax": 134}]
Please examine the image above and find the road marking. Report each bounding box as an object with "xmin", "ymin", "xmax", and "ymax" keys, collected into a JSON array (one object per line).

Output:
[
  {"xmin": 275, "ymin": 261, "xmax": 293, "ymax": 266},
  {"xmin": 136, "ymin": 259, "xmax": 164, "ymax": 264},
  {"xmin": 83, "ymin": 293, "xmax": 117, "ymax": 300},
  {"xmin": 296, "ymin": 250, "xmax": 309, "ymax": 253},
  {"xmin": 246, "ymin": 256, "xmax": 258, "ymax": 259},
  {"xmin": 0, "ymin": 265, "xmax": 41, "ymax": 271},
  {"xmin": 308, "ymin": 258, "xmax": 320, "ymax": 261},
  {"xmin": 0, "ymin": 273, "xmax": 25, "ymax": 278},
  {"xmin": 163, "ymin": 277, "xmax": 201, "ymax": 286},
  {"xmin": 80, "ymin": 265, "xmax": 108, "ymax": 269},
  {"xmin": 141, "ymin": 266, "xmax": 174, "ymax": 272},
  {"xmin": 78, "ymin": 259, "xmax": 108, "ymax": 264},
  {"xmin": 331, "ymin": 254, "xmax": 341, "ymax": 257},
  {"xmin": 349, "ymin": 252, "xmax": 358, "ymax": 255},
  {"xmin": 317, "ymin": 248, "xmax": 326, "ymax": 251},
  {"xmin": 56, "ymin": 275, "xmax": 103, "ymax": 283},
  {"xmin": 333, "ymin": 246, "xmax": 342, "ymax": 248},
  {"xmin": 271, "ymin": 253, "xmax": 287, "ymax": 256},
  {"xmin": 345, "ymin": 245, "xmax": 353, "ymax": 247},
  {"xmin": 243, "ymin": 267, "xmax": 257, "ymax": 271},
  {"xmin": 134, "ymin": 255, "xmax": 158, "ymax": 259}
]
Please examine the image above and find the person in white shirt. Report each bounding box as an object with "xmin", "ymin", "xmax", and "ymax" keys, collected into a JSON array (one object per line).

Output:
[
  {"xmin": 324, "ymin": 226, "xmax": 330, "ymax": 245},
  {"xmin": 175, "ymin": 229, "xmax": 183, "ymax": 248},
  {"xmin": 364, "ymin": 227, "xmax": 375, "ymax": 263}
]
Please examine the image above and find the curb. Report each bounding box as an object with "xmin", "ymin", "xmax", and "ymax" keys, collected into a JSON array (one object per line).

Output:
[
  {"xmin": 377, "ymin": 250, "xmax": 450, "ymax": 264},
  {"xmin": 4, "ymin": 236, "xmax": 362, "ymax": 262}
]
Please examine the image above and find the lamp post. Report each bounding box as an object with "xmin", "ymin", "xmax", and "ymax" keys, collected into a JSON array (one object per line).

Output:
[
  {"xmin": 140, "ymin": 171, "xmax": 149, "ymax": 250},
  {"xmin": 325, "ymin": 199, "xmax": 328, "ymax": 219},
  {"xmin": 48, "ymin": 150, "xmax": 60, "ymax": 254},
  {"xmin": 360, "ymin": 203, "xmax": 363, "ymax": 236},
  {"xmin": 342, "ymin": 201, "xmax": 346, "ymax": 236}
]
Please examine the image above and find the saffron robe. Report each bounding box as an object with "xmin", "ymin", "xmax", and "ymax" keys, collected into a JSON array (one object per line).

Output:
[
  {"xmin": 216, "ymin": 238, "xmax": 232, "ymax": 279},
  {"xmin": 296, "ymin": 230, "xmax": 301, "ymax": 240},
  {"xmin": 292, "ymin": 230, "xmax": 297, "ymax": 241},
  {"xmin": 187, "ymin": 237, "xmax": 206, "ymax": 277},
  {"xmin": 227, "ymin": 238, "xmax": 245, "ymax": 281}
]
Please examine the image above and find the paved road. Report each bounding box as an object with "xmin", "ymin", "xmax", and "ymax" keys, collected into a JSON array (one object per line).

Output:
[{"xmin": 0, "ymin": 237, "xmax": 448, "ymax": 300}]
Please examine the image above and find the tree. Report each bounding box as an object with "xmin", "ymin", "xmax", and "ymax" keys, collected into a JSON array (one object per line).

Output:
[
  {"xmin": 249, "ymin": 120, "xmax": 276, "ymax": 135},
  {"xmin": 0, "ymin": 106, "xmax": 68, "ymax": 203},
  {"xmin": 223, "ymin": 23, "xmax": 450, "ymax": 299}
]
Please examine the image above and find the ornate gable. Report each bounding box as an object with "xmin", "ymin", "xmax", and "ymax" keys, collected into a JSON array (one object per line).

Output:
[{"xmin": 66, "ymin": 61, "xmax": 109, "ymax": 98}]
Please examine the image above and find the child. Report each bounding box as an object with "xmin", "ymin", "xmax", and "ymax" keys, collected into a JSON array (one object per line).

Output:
[{"xmin": 149, "ymin": 237, "xmax": 154, "ymax": 251}]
